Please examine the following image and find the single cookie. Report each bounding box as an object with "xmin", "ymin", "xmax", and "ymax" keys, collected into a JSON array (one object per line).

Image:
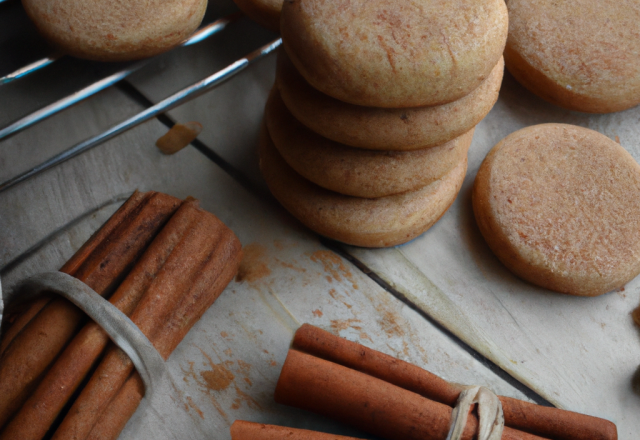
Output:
[
  {"xmin": 505, "ymin": 0, "xmax": 640, "ymax": 113},
  {"xmin": 233, "ymin": 0, "xmax": 281, "ymax": 32},
  {"xmin": 280, "ymin": 0, "xmax": 508, "ymax": 108},
  {"xmin": 473, "ymin": 123, "xmax": 640, "ymax": 296},
  {"xmin": 266, "ymin": 88, "xmax": 473, "ymax": 198},
  {"xmin": 277, "ymin": 50, "xmax": 503, "ymax": 150},
  {"xmin": 22, "ymin": 0, "xmax": 207, "ymax": 61},
  {"xmin": 260, "ymin": 123, "xmax": 467, "ymax": 247}
]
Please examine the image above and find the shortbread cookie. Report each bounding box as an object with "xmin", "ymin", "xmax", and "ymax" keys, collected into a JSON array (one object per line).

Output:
[
  {"xmin": 473, "ymin": 124, "xmax": 640, "ymax": 296},
  {"xmin": 266, "ymin": 88, "xmax": 472, "ymax": 198},
  {"xmin": 277, "ymin": 50, "xmax": 502, "ymax": 150},
  {"xmin": 280, "ymin": 0, "xmax": 508, "ymax": 108},
  {"xmin": 233, "ymin": 0, "xmax": 281, "ymax": 32},
  {"xmin": 22, "ymin": 0, "xmax": 207, "ymax": 61},
  {"xmin": 260, "ymin": 124, "xmax": 467, "ymax": 247},
  {"xmin": 505, "ymin": 0, "xmax": 640, "ymax": 113}
]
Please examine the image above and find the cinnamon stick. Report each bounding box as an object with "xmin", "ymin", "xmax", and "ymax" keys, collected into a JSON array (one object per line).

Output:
[
  {"xmin": 230, "ymin": 420, "xmax": 365, "ymax": 440},
  {"xmin": 290, "ymin": 324, "xmax": 617, "ymax": 440},
  {"xmin": 85, "ymin": 374, "xmax": 144, "ymax": 440},
  {"xmin": 0, "ymin": 197, "xmax": 202, "ymax": 440},
  {"xmin": 0, "ymin": 191, "xmax": 181, "ymax": 429},
  {"xmin": 0, "ymin": 190, "xmax": 151, "ymax": 355},
  {"xmin": 275, "ymin": 349, "xmax": 545, "ymax": 440},
  {"xmin": 0, "ymin": 296, "xmax": 51, "ymax": 356},
  {"xmin": 53, "ymin": 201, "xmax": 242, "ymax": 440}
]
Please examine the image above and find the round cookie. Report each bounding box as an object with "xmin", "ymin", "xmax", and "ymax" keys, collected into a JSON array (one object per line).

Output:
[
  {"xmin": 233, "ymin": 0, "xmax": 281, "ymax": 32},
  {"xmin": 280, "ymin": 0, "xmax": 508, "ymax": 108},
  {"xmin": 260, "ymin": 123, "xmax": 467, "ymax": 248},
  {"xmin": 266, "ymin": 88, "xmax": 473, "ymax": 198},
  {"xmin": 277, "ymin": 50, "xmax": 503, "ymax": 150},
  {"xmin": 505, "ymin": 0, "xmax": 640, "ymax": 113},
  {"xmin": 22, "ymin": 0, "xmax": 207, "ymax": 62},
  {"xmin": 473, "ymin": 123, "xmax": 640, "ymax": 296}
]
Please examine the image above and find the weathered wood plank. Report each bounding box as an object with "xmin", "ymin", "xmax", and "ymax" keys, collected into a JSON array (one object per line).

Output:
[
  {"xmin": 126, "ymin": 22, "xmax": 640, "ymax": 436},
  {"xmin": 0, "ymin": 85, "xmax": 532, "ymax": 440},
  {"xmin": 346, "ymin": 74, "xmax": 640, "ymax": 437}
]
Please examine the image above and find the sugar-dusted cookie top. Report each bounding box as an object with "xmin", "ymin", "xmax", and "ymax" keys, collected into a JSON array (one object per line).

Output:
[
  {"xmin": 281, "ymin": 0, "xmax": 508, "ymax": 108},
  {"xmin": 505, "ymin": 0, "xmax": 640, "ymax": 113},
  {"xmin": 23, "ymin": 0, "xmax": 207, "ymax": 61},
  {"xmin": 473, "ymin": 124, "xmax": 640, "ymax": 296}
]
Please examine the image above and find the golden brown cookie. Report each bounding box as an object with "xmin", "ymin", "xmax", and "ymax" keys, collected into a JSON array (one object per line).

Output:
[
  {"xmin": 280, "ymin": 0, "xmax": 508, "ymax": 108},
  {"xmin": 473, "ymin": 123, "xmax": 640, "ymax": 296},
  {"xmin": 277, "ymin": 50, "xmax": 502, "ymax": 150},
  {"xmin": 233, "ymin": 0, "xmax": 281, "ymax": 32},
  {"xmin": 266, "ymin": 88, "xmax": 472, "ymax": 198},
  {"xmin": 260, "ymin": 123, "xmax": 467, "ymax": 248},
  {"xmin": 22, "ymin": 0, "xmax": 207, "ymax": 61},
  {"xmin": 505, "ymin": 0, "xmax": 640, "ymax": 113}
]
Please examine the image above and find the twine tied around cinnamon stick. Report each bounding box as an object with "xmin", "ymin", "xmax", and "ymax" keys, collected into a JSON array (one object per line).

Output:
[
  {"xmin": 447, "ymin": 386, "xmax": 504, "ymax": 440},
  {"xmin": 13, "ymin": 272, "xmax": 167, "ymax": 397},
  {"xmin": 5, "ymin": 271, "xmax": 210, "ymax": 440},
  {"xmin": 275, "ymin": 324, "xmax": 618, "ymax": 440}
]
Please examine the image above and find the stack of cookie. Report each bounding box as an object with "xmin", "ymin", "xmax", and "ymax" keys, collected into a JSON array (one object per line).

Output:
[{"xmin": 260, "ymin": 0, "xmax": 508, "ymax": 248}]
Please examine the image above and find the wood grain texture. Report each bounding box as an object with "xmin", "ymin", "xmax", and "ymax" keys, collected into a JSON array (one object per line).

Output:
[
  {"xmin": 0, "ymin": 75, "xmax": 531, "ymax": 440},
  {"xmin": 126, "ymin": 18, "xmax": 640, "ymax": 436}
]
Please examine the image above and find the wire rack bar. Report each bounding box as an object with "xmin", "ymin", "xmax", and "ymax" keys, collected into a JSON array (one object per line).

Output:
[
  {"xmin": 0, "ymin": 54, "xmax": 60, "ymax": 85},
  {"xmin": 0, "ymin": 12, "xmax": 242, "ymax": 86},
  {"xmin": 0, "ymin": 13, "xmax": 240, "ymax": 141},
  {"xmin": 0, "ymin": 38, "xmax": 282, "ymax": 193}
]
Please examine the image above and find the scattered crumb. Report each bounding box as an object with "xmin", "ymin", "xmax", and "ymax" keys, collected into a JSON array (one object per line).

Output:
[
  {"xmin": 632, "ymin": 306, "xmax": 640, "ymax": 328},
  {"xmin": 156, "ymin": 121, "xmax": 203, "ymax": 154}
]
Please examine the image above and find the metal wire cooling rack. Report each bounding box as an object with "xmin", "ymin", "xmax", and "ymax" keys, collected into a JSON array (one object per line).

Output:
[{"xmin": 0, "ymin": 1, "xmax": 281, "ymax": 192}]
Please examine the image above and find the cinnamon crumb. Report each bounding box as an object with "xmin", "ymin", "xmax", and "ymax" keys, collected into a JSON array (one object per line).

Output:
[
  {"xmin": 156, "ymin": 121, "xmax": 203, "ymax": 155},
  {"xmin": 632, "ymin": 306, "xmax": 640, "ymax": 328}
]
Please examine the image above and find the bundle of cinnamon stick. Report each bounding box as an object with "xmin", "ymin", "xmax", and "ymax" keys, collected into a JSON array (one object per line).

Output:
[
  {"xmin": 0, "ymin": 190, "xmax": 243, "ymax": 440},
  {"xmin": 274, "ymin": 324, "xmax": 618, "ymax": 440}
]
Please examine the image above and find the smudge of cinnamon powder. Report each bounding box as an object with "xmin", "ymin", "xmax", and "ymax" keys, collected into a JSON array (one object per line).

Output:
[
  {"xmin": 310, "ymin": 250, "xmax": 359, "ymax": 290},
  {"xmin": 330, "ymin": 318, "xmax": 362, "ymax": 332},
  {"xmin": 236, "ymin": 243, "xmax": 271, "ymax": 282},
  {"xmin": 276, "ymin": 258, "xmax": 307, "ymax": 272},
  {"xmin": 200, "ymin": 364, "xmax": 235, "ymax": 391},
  {"xmin": 312, "ymin": 309, "xmax": 323, "ymax": 317},
  {"xmin": 231, "ymin": 385, "xmax": 261, "ymax": 410},
  {"xmin": 186, "ymin": 396, "xmax": 204, "ymax": 419},
  {"xmin": 379, "ymin": 310, "xmax": 405, "ymax": 338}
]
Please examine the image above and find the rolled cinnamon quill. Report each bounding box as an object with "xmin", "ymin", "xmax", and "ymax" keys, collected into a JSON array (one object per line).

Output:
[
  {"xmin": 276, "ymin": 349, "xmax": 545, "ymax": 440},
  {"xmin": 230, "ymin": 420, "xmax": 364, "ymax": 440},
  {"xmin": 85, "ymin": 374, "xmax": 144, "ymax": 440},
  {"xmin": 0, "ymin": 190, "xmax": 154, "ymax": 355},
  {"xmin": 0, "ymin": 191, "xmax": 181, "ymax": 429},
  {"xmin": 276, "ymin": 324, "xmax": 617, "ymax": 440},
  {"xmin": 53, "ymin": 200, "xmax": 242, "ymax": 440},
  {"xmin": 0, "ymin": 197, "xmax": 208, "ymax": 440}
]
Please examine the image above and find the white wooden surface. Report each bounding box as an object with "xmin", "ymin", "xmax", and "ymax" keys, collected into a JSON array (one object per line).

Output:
[
  {"xmin": 0, "ymin": 90, "xmax": 532, "ymax": 439},
  {"xmin": 0, "ymin": 14, "xmax": 533, "ymax": 440},
  {"xmin": 126, "ymin": 11, "xmax": 640, "ymax": 437},
  {"xmin": 1, "ymin": 2, "xmax": 639, "ymax": 439}
]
